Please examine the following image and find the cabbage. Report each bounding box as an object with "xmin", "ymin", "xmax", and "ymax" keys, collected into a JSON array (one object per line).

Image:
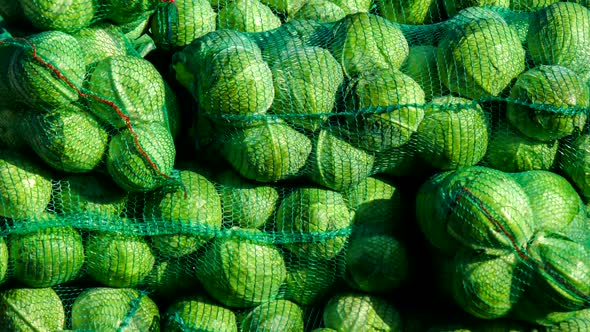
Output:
[
  {"xmin": 437, "ymin": 17, "xmax": 525, "ymax": 99},
  {"xmin": 506, "ymin": 65, "xmax": 588, "ymax": 142},
  {"xmin": 527, "ymin": 2, "xmax": 590, "ymax": 81}
]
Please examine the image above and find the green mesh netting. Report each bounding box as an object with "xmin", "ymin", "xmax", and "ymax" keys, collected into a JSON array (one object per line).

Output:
[{"xmin": 0, "ymin": 0, "xmax": 588, "ymax": 331}]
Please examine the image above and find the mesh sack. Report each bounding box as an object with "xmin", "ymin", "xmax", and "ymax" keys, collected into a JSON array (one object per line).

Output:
[{"xmin": 0, "ymin": 1, "xmax": 588, "ymax": 331}]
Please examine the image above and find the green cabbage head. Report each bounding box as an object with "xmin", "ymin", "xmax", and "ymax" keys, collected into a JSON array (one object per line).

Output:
[
  {"xmin": 323, "ymin": 293, "xmax": 402, "ymax": 331},
  {"xmin": 527, "ymin": 2, "xmax": 590, "ymax": 82},
  {"xmin": 506, "ymin": 65, "xmax": 588, "ymax": 142},
  {"xmin": 437, "ymin": 16, "xmax": 525, "ymax": 99}
]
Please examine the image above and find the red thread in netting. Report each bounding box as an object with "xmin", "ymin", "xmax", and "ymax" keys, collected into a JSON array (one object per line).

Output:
[
  {"xmin": 453, "ymin": 186, "xmax": 589, "ymax": 304},
  {"xmin": 0, "ymin": 38, "xmax": 173, "ymax": 182}
]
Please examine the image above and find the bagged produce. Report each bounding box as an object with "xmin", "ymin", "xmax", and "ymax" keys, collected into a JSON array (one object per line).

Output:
[{"xmin": 0, "ymin": 2, "xmax": 587, "ymax": 330}]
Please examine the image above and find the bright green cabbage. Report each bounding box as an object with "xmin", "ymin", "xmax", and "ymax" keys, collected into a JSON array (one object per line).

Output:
[
  {"xmin": 379, "ymin": 0, "xmax": 434, "ymax": 24},
  {"xmin": 562, "ymin": 206, "xmax": 590, "ymax": 246},
  {"xmin": 151, "ymin": 0, "xmax": 217, "ymax": 50},
  {"xmin": 198, "ymin": 47, "xmax": 274, "ymax": 121},
  {"xmin": 191, "ymin": 26, "xmax": 261, "ymax": 59},
  {"xmin": 509, "ymin": 170, "xmax": 585, "ymax": 237},
  {"xmin": 86, "ymin": 55, "xmax": 167, "ymax": 128},
  {"xmin": 218, "ymin": 0, "xmax": 281, "ymax": 32},
  {"xmin": 85, "ymin": 232, "xmax": 155, "ymax": 288},
  {"xmin": 345, "ymin": 234, "xmax": 408, "ymax": 293},
  {"xmin": 71, "ymin": 288, "xmax": 160, "ymax": 331},
  {"xmin": 0, "ymin": 150, "xmax": 52, "ymax": 219},
  {"xmin": 323, "ymin": 293, "xmax": 403, "ymax": 331},
  {"xmin": 527, "ymin": 234, "xmax": 590, "ymax": 311},
  {"xmin": 549, "ymin": 310, "xmax": 590, "ymax": 330},
  {"xmin": 437, "ymin": 166, "xmax": 535, "ymax": 251},
  {"xmin": 9, "ymin": 31, "xmax": 86, "ymax": 109},
  {"xmin": 395, "ymin": 10, "xmax": 465, "ymax": 47},
  {"xmin": 328, "ymin": 13, "xmax": 409, "ymax": 78},
  {"xmin": 576, "ymin": 309, "xmax": 590, "ymax": 320},
  {"xmin": 119, "ymin": 13, "xmax": 152, "ymax": 40},
  {"xmin": 106, "ymin": 0, "xmax": 166, "ymax": 24},
  {"xmin": 437, "ymin": 16, "xmax": 525, "ymax": 99},
  {"xmin": 289, "ymin": 0, "xmax": 346, "ymax": 23},
  {"xmin": 106, "ymin": 122, "xmax": 176, "ymax": 192},
  {"xmin": 25, "ymin": 103, "xmax": 108, "ymax": 173},
  {"xmin": 545, "ymin": 317, "xmax": 590, "ymax": 332},
  {"xmin": 172, "ymin": 30, "xmax": 262, "ymax": 92},
  {"xmin": 527, "ymin": 2, "xmax": 590, "ymax": 82},
  {"xmin": 443, "ymin": 0, "xmax": 510, "ymax": 17},
  {"xmin": 343, "ymin": 70, "xmax": 426, "ymax": 152},
  {"xmin": 145, "ymin": 169, "xmax": 222, "ymax": 257},
  {"xmin": 331, "ymin": 0, "xmax": 371, "ymax": 14},
  {"xmin": 241, "ymin": 299, "xmax": 304, "ymax": 332},
  {"xmin": 220, "ymin": 121, "xmax": 312, "ymax": 182},
  {"xmin": 506, "ymin": 65, "xmax": 588, "ymax": 142},
  {"xmin": 451, "ymin": 250, "xmax": 527, "ymax": 319},
  {"xmin": 447, "ymin": 5, "xmax": 505, "ymax": 27},
  {"xmin": 276, "ymin": 188, "xmax": 353, "ymax": 260},
  {"xmin": 310, "ymin": 130, "xmax": 375, "ymax": 192},
  {"xmin": 259, "ymin": 0, "xmax": 306, "ymax": 14},
  {"xmin": 417, "ymin": 96, "xmax": 489, "ymax": 170},
  {"xmin": 572, "ymin": 0, "xmax": 590, "ymax": 8},
  {"xmin": 259, "ymin": 19, "xmax": 332, "ymax": 53},
  {"xmin": 484, "ymin": 123, "xmax": 559, "ymax": 172},
  {"xmin": 195, "ymin": 227, "xmax": 287, "ymax": 308},
  {"xmin": 217, "ymin": 169, "xmax": 279, "ymax": 229},
  {"xmin": 0, "ymin": 288, "xmax": 65, "ymax": 331},
  {"xmin": 71, "ymin": 23, "xmax": 131, "ymax": 66},
  {"xmin": 268, "ymin": 45, "xmax": 343, "ymax": 131},
  {"xmin": 10, "ymin": 226, "xmax": 84, "ymax": 288},
  {"xmin": 164, "ymin": 296, "xmax": 238, "ymax": 331},
  {"xmin": 510, "ymin": 0, "xmax": 560, "ymax": 11},
  {"xmin": 21, "ymin": 0, "xmax": 95, "ymax": 33}
]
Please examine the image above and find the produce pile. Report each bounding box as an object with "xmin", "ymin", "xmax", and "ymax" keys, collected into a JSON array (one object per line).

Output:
[{"xmin": 0, "ymin": 0, "xmax": 589, "ymax": 330}]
